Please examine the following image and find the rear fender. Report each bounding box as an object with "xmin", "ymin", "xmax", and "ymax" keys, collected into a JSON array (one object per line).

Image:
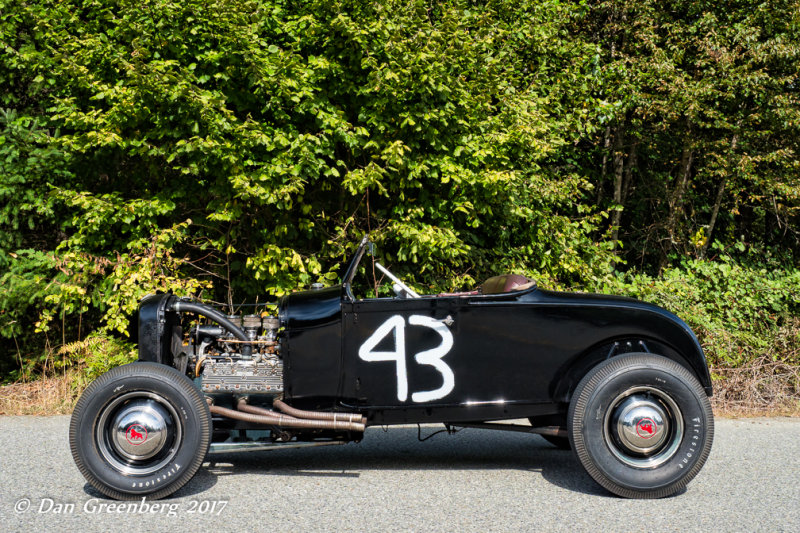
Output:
[{"xmin": 552, "ymin": 336, "xmax": 712, "ymax": 403}]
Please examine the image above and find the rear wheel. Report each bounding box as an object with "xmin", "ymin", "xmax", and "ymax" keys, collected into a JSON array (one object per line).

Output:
[
  {"xmin": 568, "ymin": 353, "xmax": 713, "ymax": 498},
  {"xmin": 70, "ymin": 362, "xmax": 211, "ymax": 500}
]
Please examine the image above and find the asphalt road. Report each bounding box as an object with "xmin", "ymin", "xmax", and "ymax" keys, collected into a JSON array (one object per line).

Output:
[{"xmin": 0, "ymin": 416, "xmax": 797, "ymax": 532}]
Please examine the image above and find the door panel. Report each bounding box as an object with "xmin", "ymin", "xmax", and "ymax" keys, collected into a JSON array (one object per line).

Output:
[{"xmin": 341, "ymin": 298, "xmax": 557, "ymax": 408}]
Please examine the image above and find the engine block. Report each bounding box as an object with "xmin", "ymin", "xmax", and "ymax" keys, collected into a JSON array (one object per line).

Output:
[{"xmin": 201, "ymin": 358, "xmax": 283, "ymax": 394}]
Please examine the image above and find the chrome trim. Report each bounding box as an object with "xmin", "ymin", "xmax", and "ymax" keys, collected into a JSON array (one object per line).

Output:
[
  {"xmin": 438, "ymin": 315, "xmax": 455, "ymax": 327},
  {"xmin": 95, "ymin": 391, "xmax": 183, "ymax": 476},
  {"xmin": 111, "ymin": 399, "xmax": 171, "ymax": 460},
  {"xmin": 374, "ymin": 262, "xmax": 420, "ymax": 298},
  {"xmin": 461, "ymin": 399, "xmax": 506, "ymax": 406},
  {"xmin": 613, "ymin": 395, "xmax": 669, "ymax": 453},
  {"xmin": 603, "ymin": 386, "xmax": 684, "ymax": 469},
  {"xmin": 208, "ymin": 440, "xmax": 346, "ymax": 454}
]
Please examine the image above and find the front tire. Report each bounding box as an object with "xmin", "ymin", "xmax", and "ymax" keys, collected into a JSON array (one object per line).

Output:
[
  {"xmin": 568, "ymin": 353, "xmax": 713, "ymax": 498},
  {"xmin": 70, "ymin": 362, "xmax": 211, "ymax": 500}
]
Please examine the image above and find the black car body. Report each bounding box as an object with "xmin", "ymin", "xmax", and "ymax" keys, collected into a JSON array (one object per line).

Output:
[{"xmin": 70, "ymin": 236, "xmax": 714, "ymax": 500}]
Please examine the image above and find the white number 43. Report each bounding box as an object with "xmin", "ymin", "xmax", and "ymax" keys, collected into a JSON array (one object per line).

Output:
[{"xmin": 358, "ymin": 315, "xmax": 455, "ymax": 403}]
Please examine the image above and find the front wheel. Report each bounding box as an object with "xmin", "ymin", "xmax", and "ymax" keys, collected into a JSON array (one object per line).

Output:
[
  {"xmin": 568, "ymin": 353, "xmax": 713, "ymax": 498},
  {"xmin": 70, "ymin": 362, "xmax": 211, "ymax": 500}
]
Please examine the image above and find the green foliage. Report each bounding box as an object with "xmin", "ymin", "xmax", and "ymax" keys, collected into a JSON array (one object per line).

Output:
[
  {"xmin": 0, "ymin": 0, "xmax": 798, "ymax": 380},
  {"xmin": 573, "ymin": 0, "xmax": 800, "ymax": 268},
  {"xmin": 59, "ymin": 334, "xmax": 138, "ymax": 385},
  {"xmin": 598, "ymin": 253, "xmax": 800, "ymax": 367}
]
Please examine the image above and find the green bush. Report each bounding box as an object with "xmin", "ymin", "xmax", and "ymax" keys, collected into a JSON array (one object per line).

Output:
[
  {"xmin": 1, "ymin": 0, "xmax": 616, "ymax": 377},
  {"xmin": 0, "ymin": 0, "xmax": 798, "ymax": 385},
  {"xmin": 597, "ymin": 252, "xmax": 800, "ymax": 368}
]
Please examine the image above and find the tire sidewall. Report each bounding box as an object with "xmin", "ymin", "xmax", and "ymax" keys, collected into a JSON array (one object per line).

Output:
[
  {"xmin": 571, "ymin": 356, "xmax": 713, "ymax": 495},
  {"xmin": 71, "ymin": 363, "xmax": 210, "ymax": 497}
]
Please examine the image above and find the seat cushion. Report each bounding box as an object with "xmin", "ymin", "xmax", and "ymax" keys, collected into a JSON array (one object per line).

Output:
[{"xmin": 480, "ymin": 274, "xmax": 536, "ymax": 294}]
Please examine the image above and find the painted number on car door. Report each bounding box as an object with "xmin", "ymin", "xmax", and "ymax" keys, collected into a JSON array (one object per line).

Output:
[{"xmin": 358, "ymin": 315, "xmax": 454, "ymax": 403}]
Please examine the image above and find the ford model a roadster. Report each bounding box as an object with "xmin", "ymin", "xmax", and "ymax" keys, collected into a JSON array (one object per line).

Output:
[{"xmin": 69, "ymin": 236, "xmax": 714, "ymax": 500}]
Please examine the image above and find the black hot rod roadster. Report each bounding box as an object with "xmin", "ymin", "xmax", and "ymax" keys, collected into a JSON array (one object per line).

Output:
[{"xmin": 70, "ymin": 236, "xmax": 714, "ymax": 500}]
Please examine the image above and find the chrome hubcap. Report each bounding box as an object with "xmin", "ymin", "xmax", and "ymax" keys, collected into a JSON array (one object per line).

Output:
[
  {"xmin": 613, "ymin": 395, "xmax": 668, "ymax": 453},
  {"xmin": 603, "ymin": 386, "xmax": 683, "ymax": 468},
  {"xmin": 111, "ymin": 399, "xmax": 171, "ymax": 460},
  {"xmin": 96, "ymin": 391, "xmax": 182, "ymax": 475}
]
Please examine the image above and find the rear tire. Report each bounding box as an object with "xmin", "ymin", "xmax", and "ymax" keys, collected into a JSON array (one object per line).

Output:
[
  {"xmin": 70, "ymin": 362, "xmax": 211, "ymax": 500},
  {"xmin": 568, "ymin": 353, "xmax": 713, "ymax": 498}
]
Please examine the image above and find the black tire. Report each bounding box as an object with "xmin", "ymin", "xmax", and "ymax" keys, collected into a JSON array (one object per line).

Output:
[
  {"xmin": 69, "ymin": 362, "xmax": 211, "ymax": 500},
  {"xmin": 541, "ymin": 434, "xmax": 572, "ymax": 450},
  {"xmin": 568, "ymin": 353, "xmax": 713, "ymax": 499}
]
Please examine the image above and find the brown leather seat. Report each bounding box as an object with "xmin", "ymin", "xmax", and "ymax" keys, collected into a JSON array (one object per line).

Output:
[{"xmin": 480, "ymin": 274, "xmax": 536, "ymax": 294}]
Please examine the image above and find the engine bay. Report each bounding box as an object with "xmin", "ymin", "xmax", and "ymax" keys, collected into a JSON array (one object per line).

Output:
[{"xmin": 188, "ymin": 314, "xmax": 284, "ymax": 396}]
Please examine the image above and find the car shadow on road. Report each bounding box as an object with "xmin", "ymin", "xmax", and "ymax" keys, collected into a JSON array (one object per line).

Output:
[{"xmin": 193, "ymin": 426, "xmax": 615, "ymax": 498}]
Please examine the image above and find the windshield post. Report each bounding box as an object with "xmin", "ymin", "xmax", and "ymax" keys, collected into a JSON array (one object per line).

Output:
[{"xmin": 343, "ymin": 235, "xmax": 370, "ymax": 300}]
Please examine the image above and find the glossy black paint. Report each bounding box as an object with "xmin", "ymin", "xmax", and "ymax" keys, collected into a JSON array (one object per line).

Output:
[
  {"xmin": 137, "ymin": 293, "xmax": 176, "ymax": 364},
  {"xmin": 136, "ymin": 238, "xmax": 712, "ymax": 428},
  {"xmin": 278, "ymin": 285, "xmax": 344, "ymax": 403},
  {"xmin": 277, "ymin": 281, "xmax": 711, "ymax": 425}
]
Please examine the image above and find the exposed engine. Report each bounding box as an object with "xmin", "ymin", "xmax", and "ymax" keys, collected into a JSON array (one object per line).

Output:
[
  {"xmin": 201, "ymin": 359, "xmax": 283, "ymax": 394},
  {"xmin": 143, "ymin": 296, "xmax": 366, "ymax": 435},
  {"xmin": 187, "ymin": 314, "xmax": 284, "ymax": 395}
]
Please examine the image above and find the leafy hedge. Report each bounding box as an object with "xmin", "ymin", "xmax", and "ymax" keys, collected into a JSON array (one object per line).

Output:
[
  {"xmin": 1, "ymin": 0, "xmax": 798, "ymax": 384},
  {"xmin": 600, "ymin": 250, "xmax": 800, "ymax": 369}
]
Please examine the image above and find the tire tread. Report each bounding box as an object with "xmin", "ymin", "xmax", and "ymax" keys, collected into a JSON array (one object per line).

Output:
[
  {"xmin": 568, "ymin": 353, "xmax": 714, "ymax": 499},
  {"xmin": 69, "ymin": 362, "xmax": 211, "ymax": 500}
]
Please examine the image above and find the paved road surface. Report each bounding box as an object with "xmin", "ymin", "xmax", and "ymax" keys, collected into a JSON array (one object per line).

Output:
[{"xmin": 0, "ymin": 416, "xmax": 797, "ymax": 532}]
